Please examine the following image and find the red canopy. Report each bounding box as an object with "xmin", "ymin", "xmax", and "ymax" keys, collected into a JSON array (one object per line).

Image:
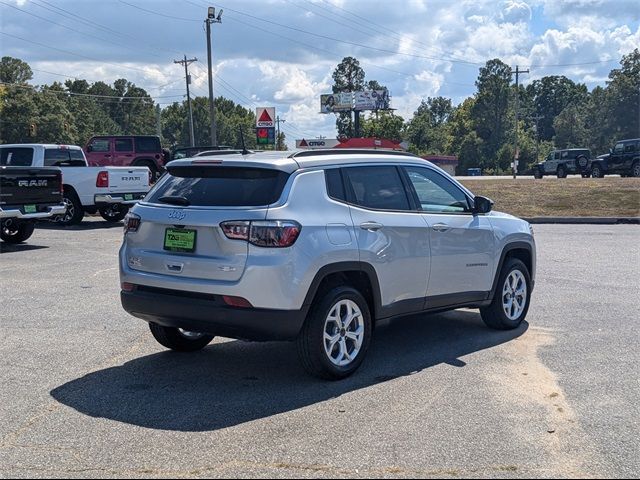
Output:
[{"xmin": 334, "ymin": 138, "xmax": 404, "ymax": 150}]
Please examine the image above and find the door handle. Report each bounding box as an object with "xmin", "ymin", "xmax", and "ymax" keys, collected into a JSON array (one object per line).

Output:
[
  {"xmin": 104, "ymin": 154, "xmax": 111, "ymax": 157},
  {"xmin": 360, "ymin": 221, "xmax": 383, "ymax": 231},
  {"xmin": 432, "ymin": 223, "xmax": 450, "ymax": 232}
]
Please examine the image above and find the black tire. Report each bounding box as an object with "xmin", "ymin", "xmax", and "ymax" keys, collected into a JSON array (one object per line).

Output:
[
  {"xmin": 591, "ymin": 164, "xmax": 604, "ymax": 178},
  {"xmin": 533, "ymin": 168, "xmax": 542, "ymax": 179},
  {"xmin": 581, "ymin": 172, "xmax": 590, "ymax": 178},
  {"xmin": 1, "ymin": 221, "xmax": 35, "ymax": 244},
  {"xmin": 297, "ymin": 286, "xmax": 372, "ymax": 380},
  {"xmin": 480, "ymin": 258, "xmax": 532, "ymax": 330},
  {"xmin": 149, "ymin": 323, "xmax": 214, "ymax": 352},
  {"xmin": 136, "ymin": 160, "xmax": 160, "ymax": 183},
  {"xmin": 556, "ymin": 165, "xmax": 567, "ymax": 178},
  {"xmin": 632, "ymin": 161, "xmax": 640, "ymax": 178},
  {"xmin": 99, "ymin": 204, "xmax": 129, "ymax": 222},
  {"xmin": 59, "ymin": 190, "xmax": 84, "ymax": 225}
]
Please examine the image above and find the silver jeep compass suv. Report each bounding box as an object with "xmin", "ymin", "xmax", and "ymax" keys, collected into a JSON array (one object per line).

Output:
[{"xmin": 120, "ymin": 149, "xmax": 536, "ymax": 379}]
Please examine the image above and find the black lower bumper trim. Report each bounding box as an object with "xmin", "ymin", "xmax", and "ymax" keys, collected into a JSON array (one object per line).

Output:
[{"xmin": 121, "ymin": 289, "xmax": 305, "ymax": 341}]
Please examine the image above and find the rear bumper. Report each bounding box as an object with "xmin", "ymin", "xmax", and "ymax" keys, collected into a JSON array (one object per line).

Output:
[
  {"xmin": 95, "ymin": 192, "xmax": 147, "ymax": 206},
  {"xmin": 0, "ymin": 203, "xmax": 66, "ymax": 220},
  {"xmin": 121, "ymin": 286, "xmax": 306, "ymax": 341}
]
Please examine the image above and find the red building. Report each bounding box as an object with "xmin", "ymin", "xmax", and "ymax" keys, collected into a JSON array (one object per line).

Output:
[
  {"xmin": 421, "ymin": 155, "xmax": 459, "ymax": 176},
  {"xmin": 334, "ymin": 138, "xmax": 405, "ymax": 150}
]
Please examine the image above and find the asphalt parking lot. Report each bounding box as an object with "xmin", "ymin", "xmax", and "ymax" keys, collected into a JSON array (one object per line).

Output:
[{"xmin": 1, "ymin": 220, "xmax": 639, "ymax": 478}]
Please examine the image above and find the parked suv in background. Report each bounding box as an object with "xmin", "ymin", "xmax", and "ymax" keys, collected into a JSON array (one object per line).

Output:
[
  {"xmin": 84, "ymin": 135, "xmax": 167, "ymax": 181},
  {"xmin": 119, "ymin": 150, "xmax": 536, "ymax": 379},
  {"xmin": 533, "ymin": 148, "xmax": 591, "ymax": 178},
  {"xmin": 590, "ymin": 138, "xmax": 640, "ymax": 178}
]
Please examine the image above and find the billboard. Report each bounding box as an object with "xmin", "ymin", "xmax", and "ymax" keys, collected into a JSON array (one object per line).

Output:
[
  {"xmin": 257, "ymin": 127, "xmax": 275, "ymax": 145},
  {"xmin": 296, "ymin": 138, "xmax": 340, "ymax": 149},
  {"xmin": 320, "ymin": 93, "xmax": 352, "ymax": 113},
  {"xmin": 354, "ymin": 89, "xmax": 390, "ymax": 111}
]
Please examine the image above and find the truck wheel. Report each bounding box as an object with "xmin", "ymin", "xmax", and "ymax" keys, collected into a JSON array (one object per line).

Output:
[
  {"xmin": 533, "ymin": 168, "xmax": 542, "ymax": 179},
  {"xmin": 59, "ymin": 191, "xmax": 84, "ymax": 225},
  {"xmin": 297, "ymin": 286, "xmax": 372, "ymax": 380},
  {"xmin": 632, "ymin": 161, "xmax": 640, "ymax": 178},
  {"xmin": 481, "ymin": 258, "xmax": 532, "ymax": 330},
  {"xmin": 591, "ymin": 164, "xmax": 604, "ymax": 178},
  {"xmin": 149, "ymin": 323, "xmax": 214, "ymax": 352},
  {"xmin": 556, "ymin": 165, "xmax": 567, "ymax": 178},
  {"xmin": 1, "ymin": 221, "xmax": 35, "ymax": 244},
  {"xmin": 99, "ymin": 204, "xmax": 129, "ymax": 222}
]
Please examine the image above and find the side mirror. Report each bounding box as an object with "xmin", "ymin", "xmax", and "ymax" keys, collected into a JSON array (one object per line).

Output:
[
  {"xmin": 87, "ymin": 145, "xmax": 93, "ymax": 153},
  {"xmin": 473, "ymin": 196, "xmax": 493, "ymax": 214}
]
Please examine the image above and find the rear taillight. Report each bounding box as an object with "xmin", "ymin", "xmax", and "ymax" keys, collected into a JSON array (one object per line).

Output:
[
  {"xmin": 96, "ymin": 171, "xmax": 109, "ymax": 188},
  {"xmin": 222, "ymin": 295, "xmax": 253, "ymax": 308},
  {"xmin": 124, "ymin": 212, "xmax": 141, "ymax": 234},
  {"xmin": 220, "ymin": 220, "xmax": 301, "ymax": 248},
  {"xmin": 59, "ymin": 173, "xmax": 64, "ymax": 194}
]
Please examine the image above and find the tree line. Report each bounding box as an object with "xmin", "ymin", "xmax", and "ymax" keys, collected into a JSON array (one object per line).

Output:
[
  {"xmin": 1, "ymin": 50, "xmax": 639, "ymax": 173},
  {"xmin": 331, "ymin": 50, "xmax": 639, "ymax": 173}
]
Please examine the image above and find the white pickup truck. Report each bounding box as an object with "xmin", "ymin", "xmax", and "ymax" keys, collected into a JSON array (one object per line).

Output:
[{"xmin": 0, "ymin": 144, "xmax": 151, "ymax": 225}]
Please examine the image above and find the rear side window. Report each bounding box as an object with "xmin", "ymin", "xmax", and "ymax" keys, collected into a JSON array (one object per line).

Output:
[
  {"xmin": 0, "ymin": 147, "xmax": 34, "ymax": 166},
  {"xmin": 342, "ymin": 166, "xmax": 410, "ymax": 211},
  {"xmin": 147, "ymin": 166, "xmax": 290, "ymax": 207},
  {"xmin": 135, "ymin": 137, "xmax": 160, "ymax": 153},
  {"xmin": 115, "ymin": 139, "xmax": 133, "ymax": 152},
  {"xmin": 44, "ymin": 148, "xmax": 86, "ymax": 166},
  {"xmin": 325, "ymin": 168, "xmax": 346, "ymax": 202}
]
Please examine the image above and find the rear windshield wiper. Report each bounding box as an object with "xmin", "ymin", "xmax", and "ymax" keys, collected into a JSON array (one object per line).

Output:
[{"xmin": 158, "ymin": 195, "xmax": 190, "ymax": 206}]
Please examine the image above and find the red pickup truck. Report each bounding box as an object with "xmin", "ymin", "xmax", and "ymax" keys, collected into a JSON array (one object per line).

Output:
[{"xmin": 84, "ymin": 136, "xmax": 168, "ymax": 181}]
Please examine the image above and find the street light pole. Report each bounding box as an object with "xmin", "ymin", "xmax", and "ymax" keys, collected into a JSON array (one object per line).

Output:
[{"xmin": 205, "ymin": 7, "xmax": 222, "ymax": 147}]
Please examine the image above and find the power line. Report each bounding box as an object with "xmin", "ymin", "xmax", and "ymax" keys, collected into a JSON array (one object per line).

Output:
[
  {"xmin": 0, "ymin": 31, "xmax": 157, "ymax": 75},
  {"xmin": 30, "ymin": 0, "xmax": 185, "ymax": 57},
  {"xmin": 0, "ymin": 1, "xmax": 167, "ymax": 61},
  {"xmin": 118, "ymin": 0, "xmax": 200, "ymax": 22}
]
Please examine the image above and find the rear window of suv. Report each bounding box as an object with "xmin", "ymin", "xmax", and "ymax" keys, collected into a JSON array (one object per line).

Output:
[{"xmin": 147, "ymin": 166, "xmax": 290, "ymax": 207}]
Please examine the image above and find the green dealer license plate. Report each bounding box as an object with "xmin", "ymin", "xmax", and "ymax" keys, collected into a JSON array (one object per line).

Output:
[
  {"xmin": 164, "ymin": 228, "xmax": 197, "ymax": 253},
  {"xmin": 24, "ymin": 205, "xmax": 36, "ymax": 214},
  {"xmin": 124, "ymin": 194, "xmax": 133, "ymax": 201}
]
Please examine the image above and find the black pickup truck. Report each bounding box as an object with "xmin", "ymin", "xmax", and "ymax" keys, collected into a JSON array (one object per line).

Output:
[{"xmin": 0, "ymin": 166, "xmax": 66, "ymax": 243}]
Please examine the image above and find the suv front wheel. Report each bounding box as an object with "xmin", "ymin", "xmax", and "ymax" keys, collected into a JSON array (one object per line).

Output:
[
  {"xmin": 481, "ymin": 258, "xmax": 531, "ymax": 330},
  {"xmin": 297, "ymin": 286, "xmax": 372, "ymax": 380}
]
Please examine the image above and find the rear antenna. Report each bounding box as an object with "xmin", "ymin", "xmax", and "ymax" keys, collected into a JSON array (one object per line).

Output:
[{"xmin": 239, "ymin": 126, "xmax": 250, "ymax": 155}]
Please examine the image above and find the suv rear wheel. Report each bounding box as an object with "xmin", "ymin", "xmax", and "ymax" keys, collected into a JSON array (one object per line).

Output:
[
  {"xmin": 480, "ymin": 258, "xmax": 531, "ymax": 330},
  {"xmin": 99, "ymin": 204, "xmax": 129, "ymax": 222},
  {"xmin": 632, "ymin": 161, "xmax": 640, "ymax": 178},
  {"xmin": 297, "ymin": 286, "xmax": 372, "ymax": 380},
  {"xmin": 149, "ymin": 323, "xmax": 214, "ymax": 352}
]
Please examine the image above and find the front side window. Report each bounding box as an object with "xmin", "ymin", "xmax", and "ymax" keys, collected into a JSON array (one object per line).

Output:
[
  {"xmin": 614, "ymin": 143, "xmax": 624, "ymax": 154},
  {"xmin": 90, "ymin": 139, "xmax": 110, "ymax": 152},
  {"xmin": 0, "ymin": 147, "xmax": 34, "ymax": 166},
  {"xmin": 554, "ymin": 152, "xmax": 561, "ymax": 160},
  {"xmin": 115, "ymin": 138, "xmax": 133, "ymax": 152},
  {"xmin": 403, "ymin": 166, "xmax": 470, "ymax": 214},
  {"xmin": 342, "ymin": 166, "xmax": 410, "ymax": 211}
]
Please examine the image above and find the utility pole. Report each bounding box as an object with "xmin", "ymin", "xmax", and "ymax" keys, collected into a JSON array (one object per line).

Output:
[
  {"xmin": 275, "ymin": 115, "xmax": 286, "ymax": 150},
  {"xmin": 205, "ymin": 7, "xmax": 222, "ymax": 147},
  {"xmin": 530, "ymin": 115, "xmax": 544, "ymax": 163},
  {"xmin": 174, "ymin": 55, "xmax": 197, "ymax": 147},
  {"xmin": 511, "ymin": 65, "xmax": 529, "ymax": 179},
  {"xmin": 155, "ymin": 104, "xmax": 162, "ymax": 139}
]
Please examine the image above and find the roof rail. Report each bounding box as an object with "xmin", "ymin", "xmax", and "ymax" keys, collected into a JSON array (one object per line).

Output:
[
  {"xmin": 289, "ymin": 148, "xmax": 418, "ymax": 159},
  {"xmin": 194, "ymin": 149, "xmax": 253, "ymax": 157}
]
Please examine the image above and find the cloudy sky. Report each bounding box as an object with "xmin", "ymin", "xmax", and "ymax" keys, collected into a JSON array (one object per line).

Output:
[{"xmin": 1, "ymin": 0, "xmax": 639, "ymax": 143}]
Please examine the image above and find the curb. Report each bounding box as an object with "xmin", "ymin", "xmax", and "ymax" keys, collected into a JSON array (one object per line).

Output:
[{"xmin": 523, "ymin": 217, "xmax": 640, "ymax": 225}]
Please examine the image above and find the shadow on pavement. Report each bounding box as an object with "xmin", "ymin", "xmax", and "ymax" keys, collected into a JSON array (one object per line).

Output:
[
  {"xmin": 39, "ymin": 220, "xmax": 123, "ymax": 231},
  {"xmin": 51, "ymin": 311, "xmax": 527, "ymax": 432},
  {"xmin": 0, "ymin": 243, "xmax": 49, "ymax": 254}
]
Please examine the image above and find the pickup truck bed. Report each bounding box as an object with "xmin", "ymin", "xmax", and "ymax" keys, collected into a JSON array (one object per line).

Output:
[{"xmin": 0, "ymin": 166, "xmax": 66, "ymax": 243}]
